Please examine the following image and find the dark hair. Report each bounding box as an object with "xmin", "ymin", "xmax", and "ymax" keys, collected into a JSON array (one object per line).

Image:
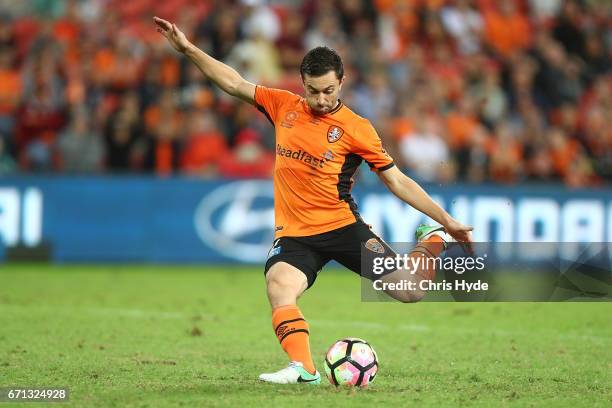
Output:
[{"xmin": 300, "ymin": 46, "xmax": 344, "ymax": 80}]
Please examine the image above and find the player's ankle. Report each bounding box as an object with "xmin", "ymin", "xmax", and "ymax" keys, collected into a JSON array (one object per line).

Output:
[
  {"xmin": 423, "ymin": 235, "xmax": 445, "ymax": 244},
  {"xmin": 302, "ymin": 363, "xmax": 317, "ymax": 375}
]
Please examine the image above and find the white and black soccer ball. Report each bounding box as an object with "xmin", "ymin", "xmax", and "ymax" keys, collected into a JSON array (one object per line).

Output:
[{"xmin": 324, "ymin": 337, "xmax": 378, "ymax": 387}]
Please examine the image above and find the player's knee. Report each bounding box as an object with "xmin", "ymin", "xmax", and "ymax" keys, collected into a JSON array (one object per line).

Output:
[
  {"xmin": 266, "ymin": 279, "xmax": 299, "ymax": 307},
  {"xmin": 265, "ymin": 265, "xmax": 307, "ymax": 306},
  {"xmin": 266, "ymin": 274, "xmax": 292, "ymax": 295}
]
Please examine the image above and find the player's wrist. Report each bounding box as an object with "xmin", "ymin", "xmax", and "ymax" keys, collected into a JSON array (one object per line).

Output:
[
  {"xmin": 182, "ymin": 41, "xmax": 196, "ymax": 55},
  {"xmin": 439, "ymin": 213, "xmax": 454, "ymax": 229}
]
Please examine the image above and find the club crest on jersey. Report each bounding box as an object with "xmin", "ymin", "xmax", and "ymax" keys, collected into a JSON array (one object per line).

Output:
[
  {"xmin": 365, "ymin": 238, "xmax": 385, "ymax": 254},
  {"xmin": 327, "ymin": 125, "xmax": 344, "ymax": 143}
]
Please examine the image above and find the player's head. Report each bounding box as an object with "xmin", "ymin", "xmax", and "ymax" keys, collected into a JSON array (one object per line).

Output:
[{"xmin": 300, "ymin": 46, "xmax": 345, "ymax": 115}]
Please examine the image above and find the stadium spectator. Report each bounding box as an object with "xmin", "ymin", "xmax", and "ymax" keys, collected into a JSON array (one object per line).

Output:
[
  {"xmin": 533, "ymin": 34, "xmax": 583, "ymax": 108},
  {"xmin": 181, "ymin": 110, "xmax": 228, "ymax": 177},
  {"xmin": 225, "ymin": 24, "xmax": 282, "ymax": 85},
  {"xmin": 17, "ymin": 43, "xmax": 66, "ymax": 171},
  {"xmin": 462, "ymin": 125, "xmax": 490, "ymax": 183},
  {"xmin": 142, "ymin": 90, "xmax": 182, "ymax": 176},
  {"xmin": 143, "ymin": 119, "xmax": 182, "ymax": 177},
  {"xmin": 468, "ymin": 63, "xmax": 507, "ymax": 127},
  {"xmin": 553, "ymin": 0, "xmax": 586, "ymax": 58},
  {"xmin": 56, "ymin": 107, "xmax": 104, "ymax": 173},
  {"xmin": 349, "ymin": 67, "xmax": 395, "ymax": 126},
  {"xmin": 0, "ymin": 133, "xmax": 15, "ymax": 174},
  {"xmin": 528, "ymin": 0, "xmax": 562, "ymax": 24},
  {"xmin": 104, "ymin": 92, "xmax": 143, "ymax": 172},
  {"xmin": 304, "ymin": 12, "xmax": 347, "ymax": 51},
  {"xmin": 240, "ymin": 0, "xmax": 281, "ymax": 43},
  {"xmin": 276, "ymin": 10, "xmax": 305, "ymax": 72},
  {"xmin": 0, "ymin": 45, "xmax": 20, "ymax": 142},
  {"xmin": 445, "ymin": 97, "xmax": 480, "ymax": 150},
  {"xmin": 195, "ymin": 3, "xmax": 241, "ymax": 61},
  {"xmin": 398, "ymin": 110, "xmax": 449, "ymax": 183},
  {"xmin": 488, "ymin": 122, "xmax": 523, "ymax": 183},
  {"xmin": 483, "ymin": 1, "xmax": 531, "ymax": 57},
  {"xmin": 440, "ymin": 0, "xmax": 484, "ymax": 55},
  {"xmin": 218, "ymin": 128, "xmax": 273, "ymax": 178}
]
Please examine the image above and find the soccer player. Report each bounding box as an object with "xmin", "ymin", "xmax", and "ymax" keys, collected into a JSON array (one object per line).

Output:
[{"xmin": 154, "ymin": 17, "xmax": 473, "ymax": 385}]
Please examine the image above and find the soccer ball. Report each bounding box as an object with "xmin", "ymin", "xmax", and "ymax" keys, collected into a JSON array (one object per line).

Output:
[{"xmin": 324, "ymin": 337, "xmax": 378, "ymax": 387}]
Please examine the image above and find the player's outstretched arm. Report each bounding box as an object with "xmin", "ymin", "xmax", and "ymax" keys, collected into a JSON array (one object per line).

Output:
[
  {"xmin": 153, "ymin": 16, "xmax": 255, "ymax": 104},
  {"xmin": 378, "ymin": 166, "xmax": 473, "ymax": 242}
]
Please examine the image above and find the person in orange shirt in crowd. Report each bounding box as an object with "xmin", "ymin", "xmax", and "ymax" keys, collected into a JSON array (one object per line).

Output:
[
  {"xmin": 181, "ymin": 110, "xmax": 228, "ymax": 177},
  {"xmin": 488, "ymin": 123, "xmax": 523, "ymax": 183},
  {"xmin": 549, "ymin": 127, "xmax": 580, "ymax": 179},
  {"xmin": 445, "ymin": 97, "xmax": 479, "ymax": 150},
  {"xmin": 483, "ymin": 1, "xmax": 531, "ymax": 57},
  {"xmin": 154, "ymin": 15, "xmax": 472, "ymax": 385},
  {"xmin": 218, "ymin": 128, "xmax": 273, "ymax": 179},
  {"xmin": 93, "ymin": 36, "xmax": 145, "ymax": 91},
  {"xmin": 141, "ymin": 89, "xmax": 183, "ymax": 175},
  {"xmin": 0, "ymin": 46, "xmax": 22, "ymax": 136}
]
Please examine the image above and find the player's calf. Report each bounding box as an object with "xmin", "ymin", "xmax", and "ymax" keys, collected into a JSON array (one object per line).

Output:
[{"xmin": 381, "ymin": 272, "xmax": 426, "ymax": 303}]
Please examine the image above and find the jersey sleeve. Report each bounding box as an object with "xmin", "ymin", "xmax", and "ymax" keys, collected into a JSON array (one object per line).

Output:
[
  {"xmin": 352, "ymin": 119, "xmax": 395, "ymax": 172},
  {"xmin": 254, "ymin": 86, "xmax": 296, "ymax": 125}
]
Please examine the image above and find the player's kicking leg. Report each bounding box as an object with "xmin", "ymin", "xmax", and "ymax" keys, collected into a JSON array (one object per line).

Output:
[
  {"xmin": 258, "ymin": 261, "xmax": 321, "ymax": 385},
  {"xmin": 380, "ymin": 224, "xmax": 456, "ymax": 303}
]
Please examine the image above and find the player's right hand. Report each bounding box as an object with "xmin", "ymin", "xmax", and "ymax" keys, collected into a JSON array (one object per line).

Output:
[{"xmin": 153, "ymin": 16, "xmax": 190, "ymax": 53}]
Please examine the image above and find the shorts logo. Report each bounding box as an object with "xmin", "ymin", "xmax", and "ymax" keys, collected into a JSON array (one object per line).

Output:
[
  {"xmin": 327, "ymin": 126, "xmax": 344, "ymax": 143},
  {"xmin": 268, "ymin": 239, "xmax": 282, "ymax": 259},
  {"xmin": 365, "ymin": 238, "xmax": 385, "ymax": 254}
]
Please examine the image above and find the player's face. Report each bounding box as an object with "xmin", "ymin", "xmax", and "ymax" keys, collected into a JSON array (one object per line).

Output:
[{"xmin": 302, "ymin": 71, "xmax": 344, "ymax": 115}]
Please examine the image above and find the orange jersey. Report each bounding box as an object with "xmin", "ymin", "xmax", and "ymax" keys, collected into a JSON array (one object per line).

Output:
[{"xmin": 254, "ymin": 86, "xmax": 395, "ymax": 238}]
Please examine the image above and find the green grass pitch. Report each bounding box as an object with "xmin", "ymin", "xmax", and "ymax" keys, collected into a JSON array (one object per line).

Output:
[{"xmin": 0, "ymin": 264, "xmax": 610, "ymax": 407}]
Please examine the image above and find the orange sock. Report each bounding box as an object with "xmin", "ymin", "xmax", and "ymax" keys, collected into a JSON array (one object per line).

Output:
[
  {"xmin": 272, "ymin": 305, "xmax": 316, "ymax": 374},
  {"xmin": 410, "ymin": 235, "xmax": 445, "ymax": 281},
  {"xmin": 415, "ymin": 235, "xmax": 445, "ymax": 257}
]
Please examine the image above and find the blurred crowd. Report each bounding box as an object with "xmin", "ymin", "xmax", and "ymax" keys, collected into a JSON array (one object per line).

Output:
[{"xmin": 0, "ymin": 0, "xmax": 609, "ymax": 187}]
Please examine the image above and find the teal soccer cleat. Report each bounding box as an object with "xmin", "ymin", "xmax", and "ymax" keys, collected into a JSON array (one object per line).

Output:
[
  {"xmin": 258, "ymin": 361, "xmax": 321, "ymax": 385},
  {"xmin": 415, "ymin": 224, "xmax": 455, "ymax": 249}
]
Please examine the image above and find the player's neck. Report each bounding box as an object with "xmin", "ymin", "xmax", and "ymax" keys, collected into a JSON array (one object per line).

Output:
[
  {"xmin": 308, "ymin": 99, "xmax": 342, "ymax": 117},
  {"xmin": 331, "ymin": 99, "xmax": 341, "ymax": 111}
]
